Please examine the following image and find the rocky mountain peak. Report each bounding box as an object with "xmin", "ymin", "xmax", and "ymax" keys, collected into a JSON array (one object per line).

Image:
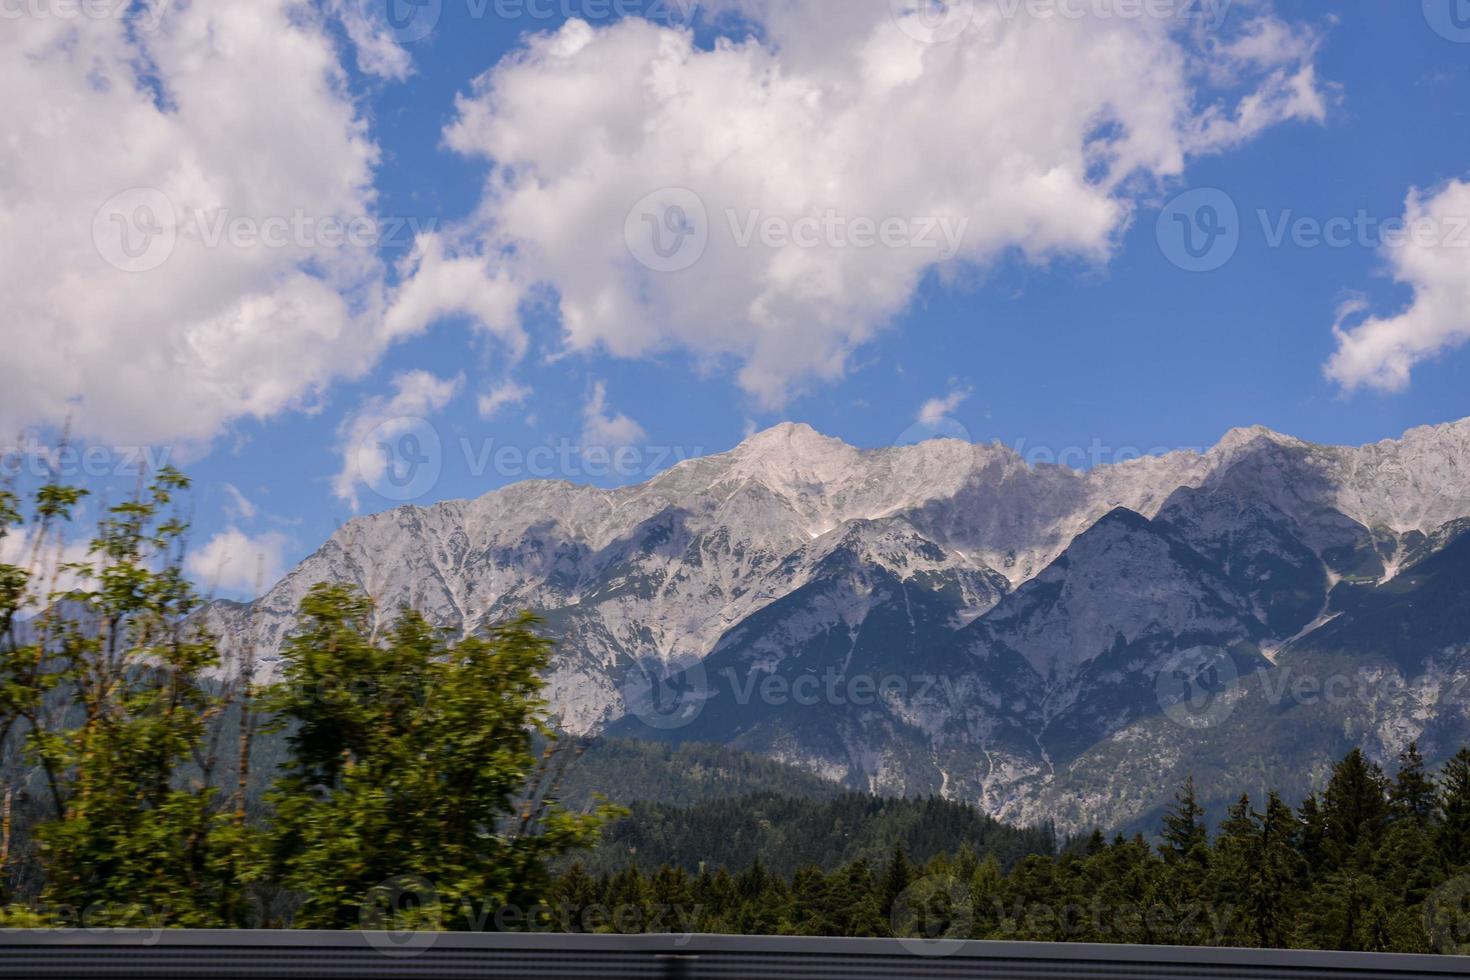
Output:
[
  {"xmin": 1212, "ymin": 424, "xmax": 1298, "ymax": 457},
  {"xmin": 206, "ymin": 415, "xmax": 1470, "ymax": 832},
  {"xmin": 724, "ymin": 422, "xmax": 862, "ymax": 488}
]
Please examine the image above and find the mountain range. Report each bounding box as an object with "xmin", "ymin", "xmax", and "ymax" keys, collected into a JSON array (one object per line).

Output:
[{"xmin": 208, "ymin": 418, "xmax": 1470, "ymax": 832}]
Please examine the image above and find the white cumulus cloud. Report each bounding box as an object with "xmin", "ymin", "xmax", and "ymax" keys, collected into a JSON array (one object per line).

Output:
[
  {"xmin": 1325, "ymin": 179, "xmax": 1470, "ymax": 392},
  {"xmin": 435, "ymin": 3, "xmax": 1325, "ymax": 407},
  {"xmin": 383, "ymin": 233, "xmax": 527, "ymax": 353},
  {"xmin": 1, "ymin": 0, "xmax": 1331, "ymax": 457},
  {"xmin": 186, "ymin": 528, "xmax": 292, "ymax": 598},
  {"xmin": 328, "ymin": 0, "xmax": 416, "ymax": 81},
  {"xmin": 0, "ymin": 1, "xmax": 397, "ymax": 446},
  {"xmin": 0, "ymin": 2, "xmax": 522, "ymax": 453}
]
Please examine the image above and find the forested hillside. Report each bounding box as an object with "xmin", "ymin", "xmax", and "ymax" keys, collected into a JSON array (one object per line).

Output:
[
  {"xmin": 580, "ymin": 792, "xmax": 1058, "ymax": 879},
  {"xmin": 554, "ymin": 738, "xmax": 842, "ymax": 812},
  {"xmin": 547, "ymin": 745, "xmax": 1470, "ymax": 953}
]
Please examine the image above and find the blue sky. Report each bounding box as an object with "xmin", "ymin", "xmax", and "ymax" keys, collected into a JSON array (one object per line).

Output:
[{"xmin": 4, "ymin": 1, "xmax": 1470, "ymax": 595}]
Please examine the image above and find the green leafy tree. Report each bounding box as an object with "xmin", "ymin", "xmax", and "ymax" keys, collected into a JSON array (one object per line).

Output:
[
  {"xmin": 3, "ymin": 469, "xmax": 258, "ymax": 925},
  {"xmin": 264, "ymin": 584, "xmax": 616, "ymax": 930}
]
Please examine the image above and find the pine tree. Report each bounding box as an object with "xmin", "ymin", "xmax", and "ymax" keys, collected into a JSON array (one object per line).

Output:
[
  {"xmin": 1389, "ymin": 742, "xmax": 1438, "ymax": 826},
  {"xmin": 1374, "ymin": 741, "xmax": 1443, "ymax": 924},
  {"xmin": 735, "ymin": 856, "xmax": 771, "ymax": 904},
  {"xmin": 1321, "ymin": 749, "xmax": 1389, "ymax": 871},
  {"xmin": 968, "ymin": 854, "xmax": 1004, "ymax": 939},
  {"xmin": 1205, "ymin": 794, "xmax": 1260, "ymax": 946},
  {"xmin": 1437, "ymin": 747, "xmax": 1470, "ymax": 870},
  {"xmin": 540, "ymin": 740, "xmax": 1470, "ymax": 950},
  {"xmin": 1297, "ymin": 794, "xmax": 1327, "ymax": 873},
  {"xmin": 787, "ymin": 865, "xmax": 828, "ymax": 935},
  {"xmin": 1300, "ymin": 871, "xmax": 1377, "ymax": 952},
  {"xmin": 953, "ymin": 842, "xmax": 979, "ymax": 884},
  {"xmin": 549, "ymin": 862, "xmax": 599, "ymax": 932},
  {"xmin": 607, "ymin": 866, "xmax": 651, "ymax": 932},
  {"xmin": 1161, "ymin": 776, "xmax": 1209, "ymax": 865},
  {"xmin": 878, "ymin": 842, "xmax": 913, "ymax": 919},
  {"xmin": 1251, "ymin": 792, "xmax": 1304, "ymax": 948},
  {"xmin": 694, "ymin": 867, "xmax": 737, "ymax": 932},
  {"xmin": 649, "ymin": 864, "xmax": 694, "ymax": 932},
  {"xmin": 1152, "ymin": 778, "xmax": 1209, "ymax": 944}
]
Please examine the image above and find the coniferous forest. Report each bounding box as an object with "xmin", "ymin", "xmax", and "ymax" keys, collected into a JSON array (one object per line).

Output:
[{"xmin": 552, "ymin": 746, "xmax": 1470, "ymax": 954}]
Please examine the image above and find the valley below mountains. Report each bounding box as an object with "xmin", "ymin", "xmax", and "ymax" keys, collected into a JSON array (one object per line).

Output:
[{"xmin": 208, "ymin": 418, "xmax": 1470, "ymax": 833}]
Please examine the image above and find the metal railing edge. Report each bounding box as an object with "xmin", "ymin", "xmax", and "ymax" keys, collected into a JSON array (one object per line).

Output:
[{"xmin": 0, "ymin": 929, "xmax": 1467, "ymax": 974}]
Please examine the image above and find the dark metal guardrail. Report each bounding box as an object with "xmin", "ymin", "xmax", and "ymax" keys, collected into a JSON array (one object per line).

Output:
[{"xmin": 2, "ymin": 931, "xmax": 1468, "ymax": 980}]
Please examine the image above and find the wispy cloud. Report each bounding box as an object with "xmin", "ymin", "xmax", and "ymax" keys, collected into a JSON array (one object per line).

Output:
[
  {"xmin": 478, "ymin": 379, "xmax": 532, "ymax": 421},
  {"xmin": 333, "ymin": 371, "xmax": 462, "ymax": 510},
  {"xmin": 581, "ymin": 381, "xmax": 646, "ymax": 451},
  {"xmin": 222, "ymin": 482, "xmax": 257, "ymax": 522},
  {"xmin": 918, "ymin": 385, "xmax": 973, "ymax": 425}
]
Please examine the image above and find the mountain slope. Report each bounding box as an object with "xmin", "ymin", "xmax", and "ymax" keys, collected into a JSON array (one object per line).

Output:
[{"xmin": 210, "ymin": 417, "xmax": 1470, "ymax": 830}]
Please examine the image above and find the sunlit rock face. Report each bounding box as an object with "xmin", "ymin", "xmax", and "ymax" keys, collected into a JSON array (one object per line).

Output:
[{"xmin": 209, "ymin": 418, "xmax": 1470, "ymax": 831}]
